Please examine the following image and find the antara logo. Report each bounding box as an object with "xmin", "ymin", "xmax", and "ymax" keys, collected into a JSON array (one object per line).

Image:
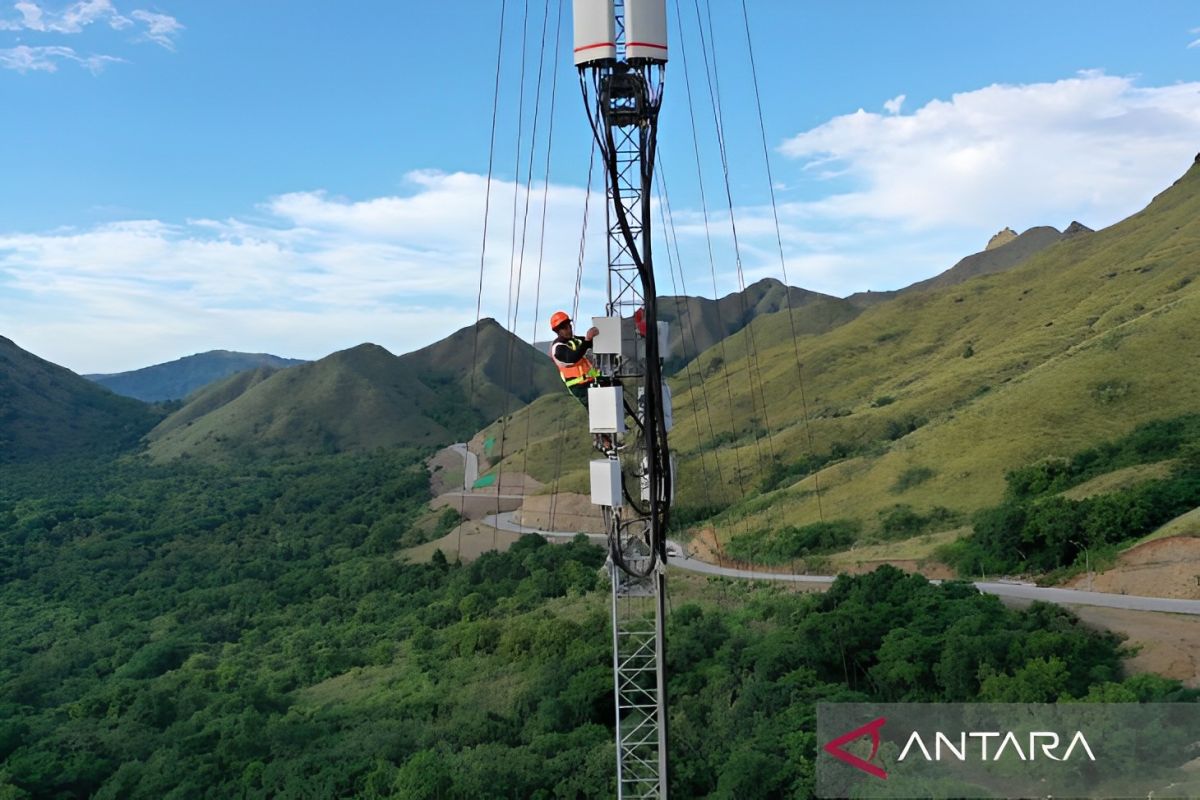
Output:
[
  {"xmin": 897, "ymin": 730, "xmax": 1096, "ymax": 762},
  {"xmin": 823, "ymin": 717, "xmax": 888, "ymax": 779},
  {"xmin": 822, "ymin": 717, "xmax": 1097, "ymax": 780}
]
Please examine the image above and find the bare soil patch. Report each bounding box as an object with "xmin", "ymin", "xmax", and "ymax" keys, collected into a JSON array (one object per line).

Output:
[
  {"xmin": 430, "ymin": 491, "xmax": 524, "ymax": 520},
  {"xmin": 1062, "ymin": 606, "xmax": 1199, "ymax": 688},
  {"xmin": 428, "ymin": 466, "xmax": 543, "ymax": 521},
  {"xmin": 427, "ymin": 446, "xmax": 463, "ymax": 496},
  {"xmin": 1065, "ymin": 536, "xmax": 1200, "ymax": 600},
  {"xmin": 686, "ymin": 526, "xmax": 726, "ymax": 563},
  {"xmin": 835, "ymin": 558, "xmax": 957, "ymax": 580},
  {"xmin": 516, "ymin": 493, "xmax": 606, "ymax": 534},
  {"xmin": 399, "ymin": 521, "xmax": 524, "ymax": 563}
]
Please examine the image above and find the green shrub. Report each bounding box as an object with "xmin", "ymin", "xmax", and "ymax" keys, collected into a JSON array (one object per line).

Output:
[
  {"xmin": 727, "ymin": 520, "xmax": 861, "ymax": 564},
  {"xmin": 891, "ymin": 466, "xmax": 935, "ymax": 493},
  {"xmin": 877, "ymin": 505, "xmax": 959, "ymax": 540}
]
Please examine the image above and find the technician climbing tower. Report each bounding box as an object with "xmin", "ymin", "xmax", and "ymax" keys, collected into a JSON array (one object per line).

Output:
[{"xmin": 573, "ymin": 1, "xmax": 673, "ymax": 797}]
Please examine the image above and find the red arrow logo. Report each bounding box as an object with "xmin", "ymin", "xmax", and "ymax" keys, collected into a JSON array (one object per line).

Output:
[{"xmin": 823, "ymin": 716, "xmax": 888, "ymax": 780}]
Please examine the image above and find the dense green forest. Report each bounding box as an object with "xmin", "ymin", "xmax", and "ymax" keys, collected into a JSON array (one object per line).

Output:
[{"xmin": 1, "ymin": 449, "xmax": 1194, "ymax": 799}]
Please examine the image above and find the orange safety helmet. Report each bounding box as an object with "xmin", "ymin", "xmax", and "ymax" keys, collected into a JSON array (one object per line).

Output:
[{"xmin": 549, "ymin": 310, "xmax": 572, "ymax": 332}]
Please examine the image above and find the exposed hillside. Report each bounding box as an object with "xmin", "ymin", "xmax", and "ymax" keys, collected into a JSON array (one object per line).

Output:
[
  {"xmin": 480, "ymin": 160, "xmax": 1200, "ymax": 549},
  {"xmin": 146, "ymin": 319, "xmax": 559, "ymax": 461},
  {"xmin": 845, "ymin": 224, "xmax": 1078, "ymax": 307},
  {"xmin": 986, "ymin": 227, "xmax": 1018, "ymax": 250},
  {"xmin": 87, "ymin": 350, "xmax": 306, "ymax": 402},
  {"xmin": 0, "ymin": 336, "xmax": 159, "ymax": 462}
]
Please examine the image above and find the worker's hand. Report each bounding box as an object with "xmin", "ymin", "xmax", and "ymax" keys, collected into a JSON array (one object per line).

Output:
[{"xmin": 586, "ymin": 327, "xmax": 599, "ymax": 340}]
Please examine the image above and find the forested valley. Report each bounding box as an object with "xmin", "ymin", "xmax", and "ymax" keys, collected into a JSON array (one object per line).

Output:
[{"xmin": 2, "ymin": 447, "xmax": 1194, "ymax": 799}]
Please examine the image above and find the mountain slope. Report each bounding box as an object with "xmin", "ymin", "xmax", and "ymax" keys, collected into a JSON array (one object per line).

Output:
[
  {"xmin": 534, "ymin": 278, "xmax": 860, "ymax": 375},
  {"xmin": 0, "ymin": 337, "xmax": 159, "ymax": 462},
  {"xmin": 477, "ymin": 160, "xmax": 1200, "ymax": 544},
  {"xmin": 658, "ymin": 278, "xmax": 860, "ymax": 372},
  {"xmin": 87, "ymin": 350, "xmax": 306, "ymax": 402},
  {"xmin": 148, "ymin": 365, "xmax": 281, "ymax": 440},
  {"xmin": 664, "ymin": 160, "xmax": 1200, "ymax": 533},
  {"xmin": 146, "ymin": 320, "xmax": 560, "ymax": 461},
  {"xmin": 399, "ymin": 317, "xmax": 562, "ymax": 425},
  {"xmin": 845, "ymin": 224, "xmax": 1079, "ymax": 307}
]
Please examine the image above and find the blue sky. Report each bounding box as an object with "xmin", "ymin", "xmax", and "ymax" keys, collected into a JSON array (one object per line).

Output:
[{"xmin": 2, "ymin": 1, "xmax": 1199, "ymax": 373}]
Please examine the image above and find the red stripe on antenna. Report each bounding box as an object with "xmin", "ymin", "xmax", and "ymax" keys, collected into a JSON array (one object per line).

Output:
[
  {"xmin": 574, "ymin": 41, "xmax": 615, "ymax": 53},
  {"xmin": 626, "ymin": 41, "xmax": 668, "ymax": 50}
]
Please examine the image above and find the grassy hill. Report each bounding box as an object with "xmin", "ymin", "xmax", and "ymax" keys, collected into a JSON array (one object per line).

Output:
[
  {"xmin": 0, "ymin": 336, "xmax": 159, "ymax": 462},
  {"xmin": 87, "ymin": 350, "xmax": 306, "ymax": 402},
  {"xmin": 477, "ymin": 160, "xmax": 1200, "ymax": 551},
  {"xmin": 399, "ymin": 317, "xmax": 562, "ymax": 424},
  {"xmin": 146, "ymin": 319, "xmax": 560, "ymax": 462},
  {"xmin": 535, "ymin": 278, "xmax": 860, "ymax": 374},
  {"xmin": 657, "ymin": 277, "xmax": 860, "ymax": 372},
  {"xmin": 148, "ymin": 365, "xmax": 281, "ymax": 440},
  {"xmin": 670, "ymin": 160, "xmax": 1200, "ymax": 535}
]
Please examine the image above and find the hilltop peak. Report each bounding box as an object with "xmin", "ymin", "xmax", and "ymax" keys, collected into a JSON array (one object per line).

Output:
[
  {"xmin": 985, "ymin": 227, "xmax": 1018, "ymax": 250},
  {"xmin": 145, "ymin": 320, "xmax": 560, "ymax": 462},
  {"xmin": 86, "ymin": 349, "xmax": 306, "ymax": 402},
  {"xmin": 1063, "ymin": 221, "xmax": 1093, "ymax": 236},
  {"xmin": 333, "ymin": 342, "xmax": 395, "ymax": 358}
]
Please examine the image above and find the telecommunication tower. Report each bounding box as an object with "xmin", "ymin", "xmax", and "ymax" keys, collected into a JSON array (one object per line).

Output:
[{"xmin": 573, "ymin": 1, "xmax": 673, "ymax": 797}]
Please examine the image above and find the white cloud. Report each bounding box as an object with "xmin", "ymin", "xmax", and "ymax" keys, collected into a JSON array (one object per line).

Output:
[
  {"xmin": 648, "ymin": 72, "xmax": 1200, "ymax": 299},
  {"xmin": 780, "ymin": 72, "xmax": 1200, "ymax": 230},
  {"xmin": 0, "ymin": 43, "xmax": 121, "ymax": 72},
  {"xmin": 0, "ymin": 2, "xmax": 181, "ymax": 70},
  {"xmin": 1190, "ymin": 26, "xmax": 1200, "ymax": 48},
  {"xmin": 0, "ymin": 0, "xmax": 130, "ymax": 33},
  {"xmin": 0, "ymin": 172, "xmax": 610, "ymax": 372},
  {"xmin": 130, "ymin": 9, "xmax": 181, "ymax": 49},
  {"xmin": 883, "ymin": 94, "xmax": 905, "ymax": 115},
  {"xmin": 5, "ymin": 72, "xmax": 1200, "ymax": 370}
]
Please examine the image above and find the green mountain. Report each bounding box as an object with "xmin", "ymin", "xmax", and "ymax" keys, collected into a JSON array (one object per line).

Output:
[
  {"xmin": 146, "ymin": 319, "xmax": 560, "ymax": 461},
  {"xmin": 657, "ymin": 278, "xmax": 861, "ymax": 371},
  {"xmin": 668, "ymin": 160, "xmax": 1200, "ymax": 534},
  {"xmin": 86, "ymin": 350, "xmax": 307, "ymax": 402},
  {"xmin": 477, "ymin": 160, "xmax": 1200, "ymax": 548},
  {"xmin": 0, "ymin": 336, "xmax": 159, "ymax": 463},
  {"xmin": 536, "ymin": 278, "xmax": 860, "ymax": 374},
  {"xmin": 148, "ymin": 365, "xmax": 281, "ymax": 440},
  {"xmin": 399, "ymin": 316, "xmax": 563, "ymax": 418}
]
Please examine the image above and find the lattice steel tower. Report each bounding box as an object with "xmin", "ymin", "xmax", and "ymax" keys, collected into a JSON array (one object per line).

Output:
[{"xmin": 573, "ymin": 1, "xmax": 672, "ymax": 797}]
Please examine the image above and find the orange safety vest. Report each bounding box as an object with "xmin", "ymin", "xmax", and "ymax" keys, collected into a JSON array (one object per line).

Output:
[{"xmin": 550, "ymin": 337, "xmax": 600, "ymax": 387}]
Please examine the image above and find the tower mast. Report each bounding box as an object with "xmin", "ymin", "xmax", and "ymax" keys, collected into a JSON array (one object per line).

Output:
[{"xmin": 573, "ymin": 1, "xmax": 672, "ymax": 797}]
